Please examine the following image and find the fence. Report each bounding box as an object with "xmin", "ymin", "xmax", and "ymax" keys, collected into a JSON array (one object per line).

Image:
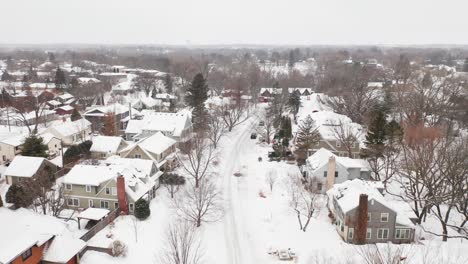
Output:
[{"xmin": 80, "ymin": 208, "xmax": 120, "ymax": 242}]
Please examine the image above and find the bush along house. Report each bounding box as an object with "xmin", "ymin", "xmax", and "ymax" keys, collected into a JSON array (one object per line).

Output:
[
  {"xmin": 61, "ymin": 157, "xmax": 162, "ymax": 214},
  {"xmin": 327, "ymin": 179, "xmax": 415, "ymax": 244}
]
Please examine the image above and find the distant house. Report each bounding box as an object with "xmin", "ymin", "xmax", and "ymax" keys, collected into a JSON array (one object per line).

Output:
[
  {"xmin": 0, "ymin": 208, "xmax": 86, "ymax": 264},
  {"xmin": 55, "ymin": 105, "xmax": 75, "ymax": 116},
  {"xmin": 47, "ymin": 99, "xmax": 62, "ymax": 109},
  {"xmin": 327, "ymin": 179, "xmax": 415, "ymax": 244},
  {"xmin": 4, "ymin": 156, "xmax": 58, "ymax": 185},
  {"xmin": 301, "ymin": 148, "xmax": 371, "ymax": 193},
  {"xmin": 84, "ymin": 103, "xmax": 135, "ymax": 134},
  {"xmin": 125, "ymin": 110, "xmax": 192, "ymax": 143},
  {"xmin": 56, "ymin": 93, "xmax": 75, "ymax": 105},
  {"xmin": 40, "ymin": 132, "xmax": 62, "ymax": 157},
  {"xmin": 296, "ymin": 111, "xmax": 363, "ymax": 159},
  {"xmin": 119, "ymin": 132, "xmax": 177, "ymax": 170},
  {"xmin": 62, "ymin": 157, "xmax": 162, "ymax": 214},
  {"xmin": 41, "ymin": 119, "xmax": 92, "ymax": 146},
  {"xmin": 0, "ymin": 134, "xmax": 25, "ymax": 165},
  {"xmin": 131, "ymin": 97, "xmax": 162, "ymax": 111},
  {"xmin": 90, "ymin": 136, "xmax": 128, "ymax": 159}
]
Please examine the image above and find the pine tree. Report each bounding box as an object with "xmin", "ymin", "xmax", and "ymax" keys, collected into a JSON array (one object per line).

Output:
[
  {"xmin": 6, "ymin": 184, "xmax": 32, "ymax": 208},
  {"xmin": 164, "ymin": 74, "xmax": 173, "ymax": 93},
  {"xmin": 363, "ymin": 108, "xmax": 387, "ymax": 158},
  {"xmin": 295, "ymin": 115, "xmax": 320, "ymax": 162},
  {"xmin": 385, "ymin": 119, "xmax": 403, "ymax": 145},
  {"xmin": 186, "ymin": 74, "xmax": 208, "ymax": 131},
  {"xmin": 55, "ymin": 67, "xmax": 67, "ymax": 90},
  {"xmin": 134, "ymin": 199, "xmax": 150, "ymax": 220},
  {"xmin": 21, "ymin": 134, "xmax": 48, "ymax": 158},
  {"xmin": 287, "ymin": 90, "xmax": 301, "ymax": 117},
  {"xmin": 70, "ymin": 108, "xmax": 81, "ymax": 121}
]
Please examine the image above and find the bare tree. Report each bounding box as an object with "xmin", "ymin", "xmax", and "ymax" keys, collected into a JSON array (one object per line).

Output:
[
  {"xmin": 206, "ymin": 112, "xmax": 227, "ymax": 149},
  {"xmin": 287, "ymin": 175, "xmax": 321, "ymax": 232},
  {"xmin": 160, "ymin": 173, "xmax": 186, "ymax": 199},
  {"xmin": 266, "ymin": 169, "xmax": 277, "ymax": 192},
  {"xmin": 160, "ymin": 220, "xmax": 203, "ymax": 264},
  {"xmin": 174, "ymin": 180, "xmax": 223, "ymax": 227},
  {"xmin": 177, "ymin": 133, "xmax": 215, "ymax": 188},
  {"xmin": 356, "ymin": 244, "xmax": 414, "ymax": 264},
  {"xmin": 331, "ymin": 120, "xmax": 361, "ymax": 157},
  {"xmin": 258, "ymin": 105, "xmax": 275, "ymax": 144},
  {"xmin": 48, "ymin": 184, "xmax": 67, "ymax": 217},
  {"xmin": 132, "ymin": 73, "xmax": 157, "ymax": 96},
  {"xmin": 10, "ymin": 92, "xmax": 51, "ymax": 133},
  {"xmin": 219, "ymin": 102, "xmax": 249, "ymax": 132}
]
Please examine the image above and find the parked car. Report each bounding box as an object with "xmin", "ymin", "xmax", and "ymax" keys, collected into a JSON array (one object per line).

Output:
[
  {"xmin": 278, "ymin": 249, "xmax": 292, "ymax": 260},
  {"xmin": 250, "ymin": 132, "xmax": 257, "ymax": 139}
]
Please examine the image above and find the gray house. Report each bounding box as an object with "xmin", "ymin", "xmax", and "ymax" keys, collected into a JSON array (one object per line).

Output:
[
  {"xmin": 301, "ymin": 148, "xmax": 371, "ymax": 193},
  {"xmin": 327, "ymin": 179, "xmax": 415, "ymax": 244}
]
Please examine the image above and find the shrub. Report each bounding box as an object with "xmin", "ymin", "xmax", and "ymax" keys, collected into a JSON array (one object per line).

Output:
[
  {"xmin": 6, "ymin": 184, "xmax": 32, "ymax": 208},
  {"xmin": 110, "ymin": 240, "xmax": 127, "ymax": 257},
  {"xmin": 134, "ymin": 199, "xmax": 150, "ymax": 220}
]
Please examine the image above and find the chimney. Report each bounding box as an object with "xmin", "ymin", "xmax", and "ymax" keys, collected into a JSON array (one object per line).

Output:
[
  {"xmin": 354, "ymin": 194, "xmax": 368, "ymax": 244},
  {"xmin": 117, "ymin": 175, "xmax": 128, "ymax": 214},
  {"xmin": 326, "ymin": 156, "xmax": 336, "ymax": 190}
]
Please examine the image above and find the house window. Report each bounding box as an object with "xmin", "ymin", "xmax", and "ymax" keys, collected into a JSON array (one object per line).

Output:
[
  {"xmin": 336, "ymin": 141, "xmax": 341, "ymax": 148},
  {"xmin": 317, "ymin": 183, "xmax": 323, "ymax": 191},
  {"xmin": 67, "ymin": 198, "xmax": 79, "ymax": 207},
  {"xmin": 367, "ymin": 213, "xmax": 371, "ymax": 222},
  {"xmin": 105, "ymin": 187, "xmax": 111, "ymax": 195},
  {"xmin": 85, "ymin": 185, "xmax": 92, "ymax": 192},
  {"xmin": 348, "ymin": 228, "xmax": 354, "ymax": 239},
  {"xmin": 334, "ymin": 171, "xmax": 338, "ymax": 178},
  {"xmin": 323, "ymin": 171, "xmax": 327, "ymax": 177},
  {"xmin": 377, "ymin": 228, "xmax": 389, "ymax": 239},
  {"xmin": 21, "ymin": 248, "xmax": 32, "ymax": 261},
  {"xmin": 2, "ymin": 155, "xmax": 5, "ymax": 161},
  {"xmin": 89, "ymin": 200, "xmax": 94, "ymax": 207},
  {"xmin": 111, "ymin": 187, "xmax": 117, "ymax": 196},
  {"xmin": 381, "ymin": 213, "xmax": 389, "ymax": 222},
  {"xmin": 340, "ymin": 222, "xmax": 344, "ymax": 232},
  {"xmin": 315, "ymin": 140, "xmax": 320, "ymax": 146},
  {"xmin": 100, "ymin": 201, "xmax": 109, "ymax": 209},
  {"xmin": 65, "ymin": 184, "xmax": 72, "ymax": 191},
  {"xmin": 395, "ymin": 229, "xmax": 410, "ymax": 239},
  {"xmin": 129, "ymin": 203, "xmax": 134, "ymax": 212},
  {"xmin": 134, "ymin": 154, "xmax": 142, "ymax": 159},
  {"xmin": 366, "ymin": 228, "xmax": 372, "ymax": 239},
  {"xmin": 114, "ymin": 202, "xmax": 119, "ymax": 209}
]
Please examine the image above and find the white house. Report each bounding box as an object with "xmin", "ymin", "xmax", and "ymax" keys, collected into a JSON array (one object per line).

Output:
[
  {"xmin": 90, "ymin": 135, "xmax": 129, "ymax": 159},
  {"xmin": 41, "ymin": 119, "xmax": 92, "ymax": 146}
]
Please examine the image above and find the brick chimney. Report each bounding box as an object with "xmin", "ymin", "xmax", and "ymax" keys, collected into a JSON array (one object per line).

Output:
[
  {"xmin": 326, "ymin": 156, "xmax": 336, "ymax": 190},
  {"xmin": 354, "ymin": 194, "xmax": 368, "ymax": 244},
  {"xmin": 117, "ymin": 175, "xmax": 128, "ymax": 214}
]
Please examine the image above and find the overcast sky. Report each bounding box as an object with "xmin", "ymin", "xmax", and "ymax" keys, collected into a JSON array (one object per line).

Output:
[{"xmin": 1, "ymin": 0, "xmax": 467, "ymax": 45}]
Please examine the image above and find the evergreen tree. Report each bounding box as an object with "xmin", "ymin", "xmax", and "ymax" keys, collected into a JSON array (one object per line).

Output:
[
  {"xmin": 295, "ymin": 115, "xmax": 320, "ymax": 162},
  {"xmin": 70, "ymin": 108, "xmax": 81, "ymax": 121},
  {"xmin": 186, "ymin": 73, "xmax": 208, "ymax": 130},
  {"xmin": 1, "ymin": 71, "xmax": 12, "ymax": 81},
  {"xmin": 134, "ymin": 199, "xmax": 150, "ymax": 220},
  {"xmin": 385, "ymin": 120, "xmax": 403, "ymax": 145},
  {"xmin": 287, "ymin": 90, "xmax": 301, "ymax": 117},
  {"xmin": 151, "ymin": 86, "xmax": 158, "ymax": 99},
  {"xmin": 6, "ymin": 184, "xmax": 32, "ymax": 208},
  {"xmin": 21, "ymin": 134, "xmax": 48, "ymax": 158},
  {"xmin": 164, "ymin": 74, "xmax": 173, "ymax": 93},
  {"xmin": 363, "ymin": 108, "xmax": 387, "ymax": 158},
  {"xmin": 55, "ymin": 67, "xmax": 67, "ymax": 90},
  {"xmin": 27, "ymin": 64, "xmax": 37, "ymax": 82}
]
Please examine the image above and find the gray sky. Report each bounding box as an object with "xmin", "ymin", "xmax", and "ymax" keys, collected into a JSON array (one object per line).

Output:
[{"xmin": 1, "ymin": 0, "xmax": 467, "ymax": 45}]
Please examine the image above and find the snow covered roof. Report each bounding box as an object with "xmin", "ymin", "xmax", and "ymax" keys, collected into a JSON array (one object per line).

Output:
[
  {"xmin": 0, "ymin": 208, "xmax": 65, "ymax": 264},
  {"xmin": 0, "ymin": 133, "xmax": 26, "ymax": 147},
  {"xmin": 47, "ymin": 100, "xmax": 62, "ymax": 106},
  {"xmin": 77, "ymin": 208, "xmax": 109, "ymax": 221},
  {"xmin": 42, "ymin": 234, "xmax": 86, "ymax": 263},
  {"xmin": 57, "ymin": 93, "xmax": 74, "ymax": 100},
  {"xmin": 57, "ymin": 105, "xmax": 74, "ymax": 111},
  {"xmin": 125, "ymin": 110, "xmax": 191, "ymax": 137},
  {"xmin": 77, "ymin": 77, "xmax": 101, "ymax": 84},
  {"xmin": 62, "ymin": 164, "xmax": 119, "ymax": 186},
  {"xmin": 306, "ymin": 148, "xmax": 370, "ymax": 174},
  {"xmin": 90, "ymin": 136, "xmax": 126, "ymax": 154},
  {"xmin": 84, "ymin": 103, "xmax": 132, "ymax": 117},
  {"xmin": 29, "ymin": 82, "xmax": 56, "ymax": 89},
  {"xmin": 4, "ymin": 156, "xmax": 45, "ymax": 178},
  {"xmin": 48, "ymin": 119, "xmax": 91, "ymax": 137},
  {"xmin": 122, "ymin": 132, "xmax": 176, "ymax": 156},
  {"xmin": 154, "ymin": 93, "xmax": 177, "ymax": 100},
  {"xmin": 40, "ymin": 132, "xmax": 58, "ymax": 144}
]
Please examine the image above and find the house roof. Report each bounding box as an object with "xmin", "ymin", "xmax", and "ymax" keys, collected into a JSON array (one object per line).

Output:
[
  {"xmin": 57, "ymin": 93, "xmax": 74, "ymax": 100},
  {"xmin": 48, "ymin": 119, "xmax": 91, "ymax": 137},
  {"xmin": 62, "ymin": 165, "xmax": 119, "ymax": 186},
  {"xmin": 42, "ymin": 234, "xmax": 86, "ymax": 263},
  {"xmin": 0, "ymin": 208, "xmax": 65, "ymax": 264},
  {"xmin": 305, "ymin": 148, "xmax": 370, "ymax": 174},
  {"xmin": 40, "ymin": 132, "xmax": 58, "ymax": 144},
  {"xmin": 121, "ymin": 132, "xmax": 176, "ymax": 157},
  {"xmin": 0, "ymin": 133, "xmax": 26, "ymax": 147},
  {"xmin": 84, "ymin": 103, "xmax": 133, "ymax": 117},
  {"xmin": 77, "ymin": 208, "xmax": 109, "ymax": 221},
  {"xmin": 90, "ymin": 136, "xmax": 126, "ymax": 154},
  {"xmin": 57, "ymin": 105, "xmax": 74, "ymax": 111},
  {"xmin": 4, "ymin": 156, "xmax": 45, "ymax": 178},
  {"xmin": 125, "ymin": 110, "xmax": 191, "ymax": 137}
]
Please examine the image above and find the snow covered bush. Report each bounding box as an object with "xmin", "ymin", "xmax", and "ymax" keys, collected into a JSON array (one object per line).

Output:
[
  {"xmin": 110, "ymin": 240, "xmax": 127, "ymax": 257},
  {"xmin": 134, "ymin": 199, "xmax": 151, "ymax": 220}
]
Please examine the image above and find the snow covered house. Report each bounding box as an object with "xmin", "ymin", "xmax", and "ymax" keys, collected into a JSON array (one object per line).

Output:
[
  {"xmin": 0, "ymin": 133, "xmax": 61, "ymax": 165},
  {"xmin": 0, "ymin": 208, "xmax": 86, "ymax": 264},
  {"xmin": 327, "ymin": 179, "xmax": 415, "ymax": 244},
  {"xmin": 4, "ymin": 156, "xmax": 58, "ymax": 185},
  {"xmin": 131, "ymin": 97, "xmax": 162, "ymax": 111},
  {"xmin": 301, "ymin": 148, "xmax": 371, "ymax": 193},
  {"xmin": 84, "ymin": 103, "xmax": 135, "ymax": 134},
  {"xmin": 125, "ymin": 110, "xmax": 192, "ymax": 143},
  {"xmin": 55, "ymin": 105, "xmax": 75, "ymax": 116},
  {"xmin": 119, "ymin": 132, "xmax": 177, "ymax": 170},
  {"xmin": 62, "ymin": 157, "xmax": 162, "ymax": 214},
  {"xmin": 41, "ymin": 119, "xmax": 92, "ymax": 146},
  {"xmin": 297, "ymin": 111, "xmax": 363, "ymax": 159},
  {"xmin": 90, "ymin": 136, "xmax": 129, "ymax": 159}
]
